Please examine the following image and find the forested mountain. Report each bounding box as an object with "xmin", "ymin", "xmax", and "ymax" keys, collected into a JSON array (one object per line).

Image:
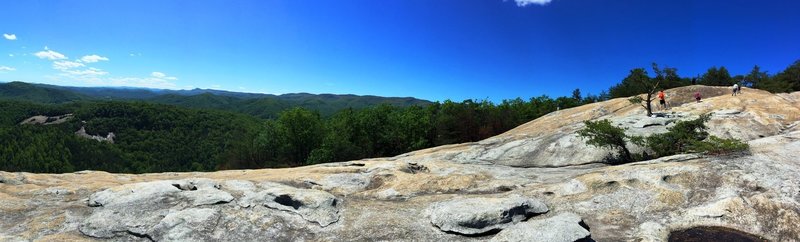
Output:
[
  {"xmin": 147, "ymin": 92, "xmax": 430, "ymax": 118},
  {"xmin": 0, "ymin": 82, "xmax": 431, "ymax": 117},
  {"xmin": 0, "ymin": 82, "xmax": 90, "ymax": 103}
]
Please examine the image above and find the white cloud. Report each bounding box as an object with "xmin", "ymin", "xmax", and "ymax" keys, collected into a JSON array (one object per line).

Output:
[
  {"xmin": 62, "ymin": 67, "xmax": 108, "ymax": 76},
  {"xmin": 3, "ymin": 34, "xmax": 16, "ymax": 40},
  {"xmin": 514, "ymin": 0, "xmax": 554, "ymax": 6},
  {"xmin": 8, "ymin": 54, "xmax": 13, "ymax": 57},
  {"xmin": 52, "ymin": 61, "xmax": 85, "ymax": 70},
  {"xmin": 80, "ymin": 54, "xmax": 109, "ymax": 63},
  {"xmin": 108, "ymin": 76, "xmax": 178, "ymax": 89},
  {"xmin": 151, "ymin": 72, "xmax": 166, "ymax": 78},
  {"xmin": 83, "ymin": 71, "xmax": 182, "ymax": 89},
  {"xmin": 34, "ymin": 48, "xmax": 67, "ymax": 60},
  {"xmin": 0, "ymin": 66, "xmax": 15, "ymax": 72},
  {"xmin": 151, "ymin": 71, "xmax": 177, "ymax": 80}
]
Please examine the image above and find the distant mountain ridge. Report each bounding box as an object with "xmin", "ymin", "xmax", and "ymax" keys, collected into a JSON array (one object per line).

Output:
[{"xmin": 0, "ymin": 81, "xmax": 432, "ymax": 117}]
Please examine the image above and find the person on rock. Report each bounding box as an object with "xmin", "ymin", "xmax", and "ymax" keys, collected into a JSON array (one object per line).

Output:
[
  {"xmin": 732, "ymin": 83, "xmax": 739, "ymax": 96},
  {"xmin": 657, "ymin": 90, "xmax": 667, "ymax": 110},
  {"xmin": 694, "ymin": 91, "xmax": 702, "ymax": 103}
]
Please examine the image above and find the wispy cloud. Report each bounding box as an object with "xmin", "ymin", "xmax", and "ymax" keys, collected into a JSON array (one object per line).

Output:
[
  {"xmin": 34, "ymin": 47, "xmax": 67, "ymax": 60},
  {"xmin": 151, "ymin": 71, "xmax": 178, "ymax": 80},
  {"xmin": 108, "ymin": 76, "xmax": 178, "ymax": 89},
  {"xmin": 52, "ymin": 60, "xmax": 85, "ymax": 70},
  {"xmin": 51, "ymin": 57, "xmax": 107, "ymax": 83},
  {"xmin": 3, "ymin": 34, "xmax": 16, "ymax": 40},
  {"xmin": 61, "ymin": 67, "xmax": 109, "ymax": 77},
  {"xmin": 0, "ymin": 66, "xmax": 16, "ymax": 72},
  {"xmin": 513, "ymin": 0, "xmax": 554, "ymax": 6},
  {"xmin": 27, "ymin": 42, "xmax": 180, "ymax": 90},
  {"xmin": 80, "ymin": 54, "xmax": 109, "ymax": 63}
]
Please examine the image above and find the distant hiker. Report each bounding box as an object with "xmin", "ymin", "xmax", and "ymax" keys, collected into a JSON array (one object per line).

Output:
[
  {"xmin": 737, "ymin": 83, "xmax": 742, "ymax": 94},
  {"xmin": 694, "ymin": 91, "xmax": 702, "ymax": 102},
  {"xmin": 657, "ymin": 90, "xmax": 667, "ymax": 110},
  {"xmin": 732, "ymin": 84, "xmax": 739, "ymax": 96}
]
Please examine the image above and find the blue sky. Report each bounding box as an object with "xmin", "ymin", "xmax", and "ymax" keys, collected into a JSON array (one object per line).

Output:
[{"xmin": 1, "ymin": 0, "xmax": 799, "ymax": 102}]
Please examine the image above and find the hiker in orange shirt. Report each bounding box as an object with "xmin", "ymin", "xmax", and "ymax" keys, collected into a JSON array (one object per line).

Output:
[{"xmin": 657, "ymin": 90, "xmax": 667, "ymax": 110}]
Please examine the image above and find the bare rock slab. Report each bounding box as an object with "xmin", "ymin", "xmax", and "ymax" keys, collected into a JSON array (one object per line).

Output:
[
  {"xmin": 80, "ymin": 179, "xmax": 233, "ymax": 239},
  {"xmin": 241, "ymin": 181, "xmax": 341, "ymax": 227},
  {"xmin": 426, "ymin": 194, "xmax": 548, "ymax": 235},
  {"xmin": 490, "ymin": 212, "xmax": 591, "ymax": 242}
]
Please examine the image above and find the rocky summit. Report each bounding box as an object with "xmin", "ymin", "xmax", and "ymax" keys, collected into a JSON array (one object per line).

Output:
[{"xmin": 1, "ymin": 86, "xmax": 799, "ymax": 241}]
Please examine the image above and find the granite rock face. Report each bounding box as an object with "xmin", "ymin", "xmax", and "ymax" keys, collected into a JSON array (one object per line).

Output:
[
  {"xmin": 242, "ymin": 181, "xmax": 341, "ymax": 226},
  {"xmin": 425, "ymin": 194, "xmax": 548, "ymax": 235},
  {"xmin": 1, "ymin": 86, "xmax": 799, "ymax": 241},
  {"xmin": 489, "ymin": 212, "xmax": 590, "ymax": 242},
  {"xmin": 80, "ymin": 179, "xmax": 234, "ymax": 240}
]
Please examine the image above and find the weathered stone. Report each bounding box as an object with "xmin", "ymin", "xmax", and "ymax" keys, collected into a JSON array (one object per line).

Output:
[
  {"xmin": 320, "ymin": 173, "xmax": 370, "ymax": 194},
  {"xmin": 426, "ymin": 194, "xmax": 548, "ymax": 235},
  {"xmin": 87, "ymin": 179, "xmax": 232, "ymax": 208},
  {"xmin": 242, "ymin": 182, "xmax": 341, "ymax": 227},
  {"xmin": 489, "ymin": 212, "xmax": 590, "ymax": 242},
  {"xmin": 150, "ymin": 208, "xmax": 221, "ymax": 241},
  {"xmin": 0, "ymin": 173, "xmax": 24, "ymax": 185},
  {"xmin": 79, "ymin": 179, "xmax": 233, "ymax": 239}
]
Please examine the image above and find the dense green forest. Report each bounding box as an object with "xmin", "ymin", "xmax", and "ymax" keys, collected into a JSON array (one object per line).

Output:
[
  {"xmin": 1, "ymin": 59, "xmax": 798, "ymax": 173},
  {"xmin": 1, "ymin": 81, "xmax": 431, "ymax": 118}
]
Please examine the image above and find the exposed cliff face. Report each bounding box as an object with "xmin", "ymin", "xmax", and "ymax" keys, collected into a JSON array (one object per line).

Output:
[{"xmin": 1, "ymin": 86, "xmax": 799, "ymax": 241}]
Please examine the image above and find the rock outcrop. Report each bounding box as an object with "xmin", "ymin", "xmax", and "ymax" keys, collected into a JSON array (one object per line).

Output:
[
  {"xmin": 75, "ymin": 126, "xmax": 116, "ymax": 143},
  {"xmin": 489, "ymin": 212, "xmax": 591, "ymax": 242},
  {"xmin": 18, "ymin": 114, "xmax": 73, "ymax": 125},
  {"xmin": 425, "ymin": 194, "xmax": 548, "ymax": 235},
  {"xmin": 1, "ymin": 86, "xmax": 799, "ymax": 241}
]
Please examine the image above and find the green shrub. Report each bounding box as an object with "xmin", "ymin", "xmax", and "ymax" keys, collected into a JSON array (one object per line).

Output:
[
  {"xmin": 645, "ymin": 114, "xmax": 711, "ymax": 157},
  {"xmin": 690, "ymin": 136, "xmax": 750, "ymax": 155},
  {"xmin": 577, "ymin": 119, "xmax": 639, "ymax": 163},
  {"xmin": 579, "ymin": 113, "xmax": 750, "ymax": 165}
]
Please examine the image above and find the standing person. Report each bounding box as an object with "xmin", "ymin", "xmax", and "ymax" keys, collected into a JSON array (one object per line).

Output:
[
  {"xmin": 658, "ymin": 90, "xmax": 667, "ymax": 110},
  {"xmin": 732, "ymin": 83, "xmax": 739, "ymax": 96},
  {"xmin": 694, "ymin": 91, "xmax": 702, "ymax": 102},
  {"xmin": 737, "ymin": 83, "xmax": 742, "ymax": 94}
]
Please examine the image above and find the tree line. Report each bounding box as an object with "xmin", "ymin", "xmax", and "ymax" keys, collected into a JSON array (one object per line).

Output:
[{"xmin": 607, "ymin": 60, "xmax": 800, "ymax": 98}]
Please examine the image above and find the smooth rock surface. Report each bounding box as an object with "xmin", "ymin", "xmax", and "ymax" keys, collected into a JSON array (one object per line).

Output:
[
  {"xmin": 426, "ymin": 194, "xmax": 548, "ymax": 235},
  {"xmin": 489, "ymin": 212, "xmax": 590, "ymax": 242},
  {"xmin": 256, "ymin": 181, "xmax": 341, "ymax": 227}
]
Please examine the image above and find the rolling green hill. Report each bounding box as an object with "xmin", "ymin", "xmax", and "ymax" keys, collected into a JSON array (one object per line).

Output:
[
  {"xmin": 0, "ymin": 82, "xmax": 89, "ymax": 103},
  {"xmin": 0, "ymin": 81, "xmax": 432, "ymax": 118}
]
